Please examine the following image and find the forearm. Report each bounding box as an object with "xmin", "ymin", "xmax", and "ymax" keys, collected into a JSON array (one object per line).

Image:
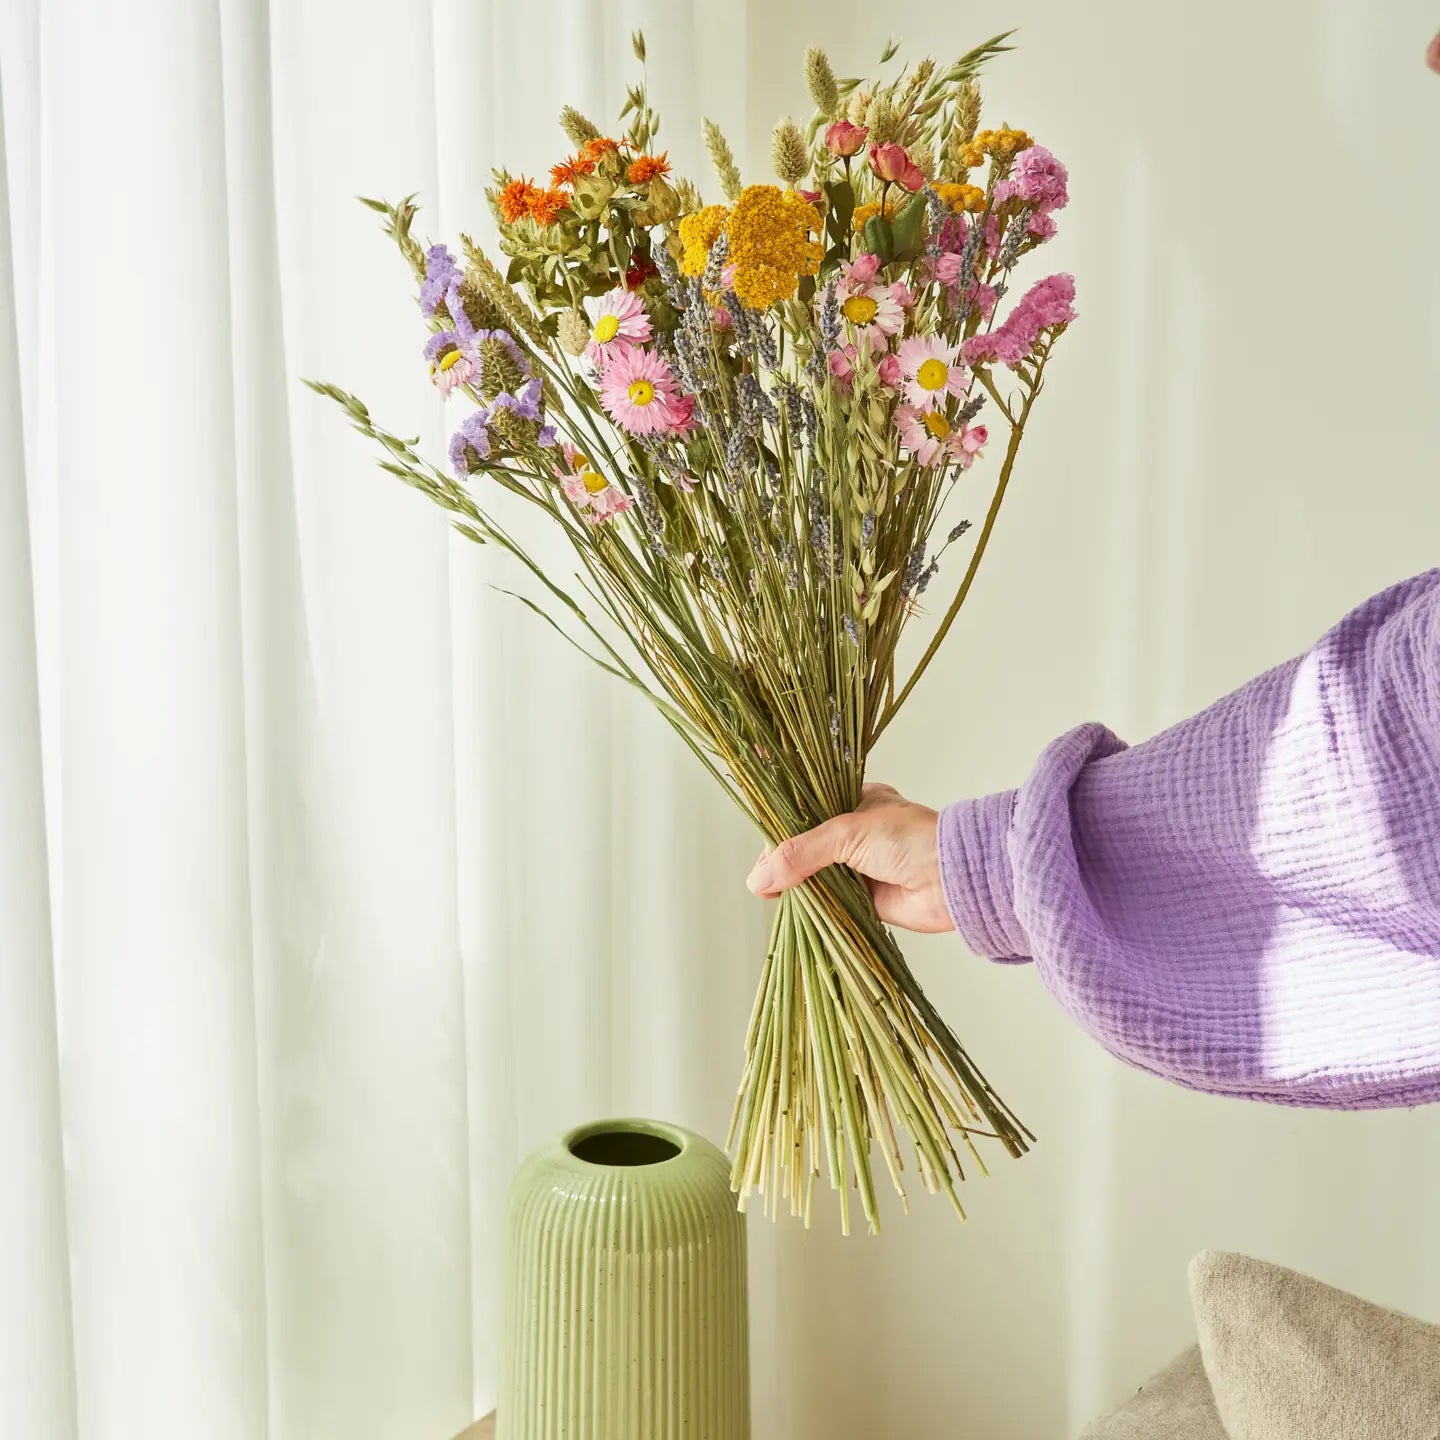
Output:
[{"xmin": 937, "ymin": 569, "xmax": 1440, "ymax": 1106}]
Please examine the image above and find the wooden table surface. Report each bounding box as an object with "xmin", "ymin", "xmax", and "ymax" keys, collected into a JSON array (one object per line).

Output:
[{"xmin": 453, "ymin": 1414, "xmax": 495, "ymax": 1440}]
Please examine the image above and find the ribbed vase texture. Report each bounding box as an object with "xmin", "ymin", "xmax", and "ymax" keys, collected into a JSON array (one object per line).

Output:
[{"xmin": 498, "ymin": 1118, "xmax": 750, "ymax": 1439}]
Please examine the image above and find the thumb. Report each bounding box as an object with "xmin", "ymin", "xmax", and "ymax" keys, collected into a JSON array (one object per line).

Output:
[{"xmin": 746, "ymin": 814, "xmax": 858, "ymax": 897}]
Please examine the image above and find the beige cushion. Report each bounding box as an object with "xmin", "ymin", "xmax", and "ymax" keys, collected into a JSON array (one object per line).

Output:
[
  {"xmin": 1190, "ymin": 1250, "xmax": 1440, "ymax": 1439},
  {"xmin": 1079, "ymin": 1346, "xmax": 1229, "ymax": 1439}
]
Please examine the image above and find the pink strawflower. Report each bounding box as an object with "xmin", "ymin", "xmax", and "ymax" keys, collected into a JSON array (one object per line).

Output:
[
  {"xmin": 961, "ymin": 273, "xmax": 1077, "ymax": 369},
  {"xmin": 825, "ymin": 119, "xmax": 869, "ymax": 156},
  {"xmin": 889, "ymin": 280, "xmax": 917, "ymax": 311},
  {"xmin": 585, "ymin": 287, "xmax": 652, "ymax": 369},
  {"xmin": 895, "ymin": 334, "xmax": 968, "ymax": 410},
  {"xmin": 598, "ymin": 345, "xmax": 688, "ymax": 436},
  {"xmin": 894, "ymin": 406, "xmax": 988, "ymax": 469},
  {"xmin": 1010, "ymin": 145, "xmax": 1069, "ymax": 212},
  {"xmin": 554, "ymin": 442, "xmax": 635, "ymax": 525}
]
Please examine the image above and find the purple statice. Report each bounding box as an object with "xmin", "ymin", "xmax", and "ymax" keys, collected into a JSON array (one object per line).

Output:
[
  {"xmin": 421, "ymin": 244, "xmax": 462, "ymax": 315},
  {"xmin": 473, "ymin": 327, "xmax": 531, "ymax": 380},
  {"xmin": 449, "ymin": 410, "xmax": 491, "ymax": 476},
  {"xmin": 487, "ymin": 376, "xmax": 543, "ymax": 422}
]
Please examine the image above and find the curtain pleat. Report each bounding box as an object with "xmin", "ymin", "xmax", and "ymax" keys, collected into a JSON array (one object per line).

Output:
[{"xmin": 0, "ymin": 66, "xmax": 79, "ymax": 1440}]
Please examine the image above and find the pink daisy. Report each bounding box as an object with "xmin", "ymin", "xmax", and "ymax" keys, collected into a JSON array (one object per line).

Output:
[
  {"xmin": 585, "ymin": 287, "xmax": 652, "ymax": 369},
  {"xmin": 837, "ymin": 282, "xmax": 904, "ymax": 345},
  {"xmin": 554, "ymin": 442, "xmax": 635, "ymax": 525},
  {"xmin": 894, "ymin": 406, "xmax": 988, "ymax": 469},
  {"xmin": 895, "ymin": 335, "xmax": 968, "ymax": 411},
  {"xmin": 598, "ymin": 345, "xmax": 687, "ymax": 436}
]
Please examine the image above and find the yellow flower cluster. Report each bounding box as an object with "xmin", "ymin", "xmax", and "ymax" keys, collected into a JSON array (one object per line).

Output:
[
  {"xmin": 933, "ymin": 182, "xmax": 987, "ymax": 215},
  {"xmin": 961, "ymin": 127, "xmax": 1033, "ymax": 169},
  {"xmin": 723, "ymin": 186, "xmax": 822, "ymax": 310},
  {"xmin": 678, "ymin": 204, "xmax": 730, "ymax": 277},
  {"xmin": 850, "ymin": 199, "xmax": 898, "ymax": 232}
]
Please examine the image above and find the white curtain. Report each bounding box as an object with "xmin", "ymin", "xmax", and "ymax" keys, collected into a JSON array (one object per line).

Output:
[{"xmin": 3, "ymin": 2, "xmax": 1439, "ymax": 1439}]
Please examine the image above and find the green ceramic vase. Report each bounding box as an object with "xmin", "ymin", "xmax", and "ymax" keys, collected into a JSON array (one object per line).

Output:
[{"xmin": 497, "ymin": 1117, "xmax": 750, "ymax": 1439}]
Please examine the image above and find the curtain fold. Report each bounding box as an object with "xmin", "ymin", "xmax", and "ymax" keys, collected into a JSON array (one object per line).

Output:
[{"xmin": 2, "ymin": 3, "xmax": 764, "ymax": 1437}]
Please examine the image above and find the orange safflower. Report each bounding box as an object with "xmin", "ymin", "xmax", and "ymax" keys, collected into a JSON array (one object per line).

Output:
[
  {"xmin": 550, "ymin": 153, "xmax": 596, "ymax": 187},
  {"xmin": 626, "ymin": 152, "xmax": 670, "ymax": 185},
  {"xmin": 528, "ymin": 186, "xmax": 571, "ymax": 226},
  {"xmin": 498, "ymin": 177, "xmax": 541, "ymax": 224},
  {"xmin": 581, "ymin": 136, "xmax": 622, "ymax": 163}
]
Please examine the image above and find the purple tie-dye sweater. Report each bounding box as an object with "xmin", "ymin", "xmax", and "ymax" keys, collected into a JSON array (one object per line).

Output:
[{"xmin": 937, "ymin": 570, "xmax": 1440, "ymax": 1108}]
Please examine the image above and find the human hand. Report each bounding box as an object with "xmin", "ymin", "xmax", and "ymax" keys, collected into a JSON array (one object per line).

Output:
[{"xmin": 744, "ymin": 783, "xmax": 954, "ymax": 934}]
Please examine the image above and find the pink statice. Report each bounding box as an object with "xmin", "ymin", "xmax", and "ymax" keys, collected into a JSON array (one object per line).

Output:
[
  {"xmin": 585, "ymin": 287, "xmax": 652, "ymax": 369},
  {"xmin": 894, "ymin": 406, "xmax": 988, "ymax": 469},
  {"xmin": 895, "ymin": 335, "xmax": 968, "ymax": 410},
  {"xmin": 1010, "ymin": 145, "xmax": 1069, "ymax": 212},
  {"xmin": 598, "ymin": 346, "xmax": 689, "ymax": 436},
  {"xmin": 1028, "ymin": 212, "xmax": 1058, "ymax": 242},
  {"xmin": 961, "ymin": 274, "xmax": 1076, "ymax": 368},
  {"xmin": 932, "ymin": 253, "xmax": 997, "ymax": 320},
  {"xmin": 555, "ymin": 441, "xmax": 634, "ymax": 525}
]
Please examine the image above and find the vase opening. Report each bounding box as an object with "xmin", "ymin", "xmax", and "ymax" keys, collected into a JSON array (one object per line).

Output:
[{"xmin": 568, "ymin": 1127, "xmax": 682, "ymax": 1167}]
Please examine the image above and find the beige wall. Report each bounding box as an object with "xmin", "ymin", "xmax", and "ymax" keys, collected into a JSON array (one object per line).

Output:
[{"xmin": 743, "ymin": 2, "xmax": 1440, "ymax": 1434}]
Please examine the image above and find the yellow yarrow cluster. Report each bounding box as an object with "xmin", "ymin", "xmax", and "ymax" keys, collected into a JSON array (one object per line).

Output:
[
  {"xmin": 961, "ymin": 127, "xmax": 1032, "ymax": 169},
  {"xmin": 723, "ymin": 186, "xmax": 822, "ymax": 310},
  {"xmin": 678, "ymin": 204, "xmax": 730, "ymax": 277},
  {"xmin": 851, "ymin": 199, "xmax": 898, "ymax": 232},
  {"xmin": 933, "ymin": 182, "xmax": 987, "ymax": 215}
]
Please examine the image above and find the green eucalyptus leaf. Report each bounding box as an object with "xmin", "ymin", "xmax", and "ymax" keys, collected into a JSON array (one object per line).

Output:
[
  {"xmin": 890, "ymin": 191, "xmax": 927, "ymax": 261},
  {"xmin": 862, "ymin": 214, "xmax": 894, "ymax": 264},
  {"xmin": 824, "ymin": 179, "xmax": 854, "ymax": 245}
]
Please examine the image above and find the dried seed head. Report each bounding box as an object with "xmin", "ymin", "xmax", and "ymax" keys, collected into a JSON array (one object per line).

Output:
[
  {"xmin": 865, "ymin": 96, "xmax": 900, "ymax": 147},
  {"xmin": 771, "ymin": 118, "xmax": 810, "ymax": 187},
  {"xmin": 702, "ymin": 118, "xmax": 743, "ymax": 203},
  {"xmin": 804, "ymin": 46, "xmax": 840, "ymax": 119},
  {"xmin": 559, "ymin": 105, "xmax": 601, "ymax": 147},
  {"xmin": 478, "ymin": 336, "xmax": 528, "ymax": 399},
  {"xmin": 557, "ymin": 309, "xmax": 590, "ymax": 356}
]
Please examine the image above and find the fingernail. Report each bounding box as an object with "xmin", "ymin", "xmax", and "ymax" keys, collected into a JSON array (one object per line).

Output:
[{"xmin": 746, "ymin": 859, "xmax": 774, "ymax": 895}]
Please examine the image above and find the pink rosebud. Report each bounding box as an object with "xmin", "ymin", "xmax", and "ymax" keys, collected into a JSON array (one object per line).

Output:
[
  {"xmin": 896, "ymin": 159, "xmax": 926, "ymax": 193},
  {"xmin": 889, "ymin": 280, "xmax": 916, "ymax": 311},
  {"xmin": 825, "ymin": 119, "xmax": 869, "ymax": 157},
  {"xmin": 849, "ymin": 252, "xmax": 882, "ymax": 285},
  {"xmin": 868, "ymin": 142, "xmax": 911, "ymax": 183},
  {"xmin": 711, "ymin": 306, "xmax": 733, "ymax": 331},
  {"xmin": 1428, "ymin": 30, "xmax": 1440, "ymax": 73},
  {"xmin": 797, "ymin": 188, "xmax": 824, "ymax": 206},
  {"xmin": 876, "ymin": 352, "xmax": 902, "ymax": 388}
]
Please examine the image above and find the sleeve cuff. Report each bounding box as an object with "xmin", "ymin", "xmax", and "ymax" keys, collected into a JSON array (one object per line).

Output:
[{"xmin": 937, "ymin": 790, "xmax": 1031, "ymax": 963}]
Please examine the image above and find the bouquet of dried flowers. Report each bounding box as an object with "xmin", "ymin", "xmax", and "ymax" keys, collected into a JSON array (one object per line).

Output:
[{"xmin": 310, "ymin": 30, "xmax": 1075, "ymax": 1231}]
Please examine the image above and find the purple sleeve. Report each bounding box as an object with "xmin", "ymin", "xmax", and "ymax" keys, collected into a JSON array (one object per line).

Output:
[{"xmin": 937, "ymin": 570, "xmax": 1440, "ymax": 1109}]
